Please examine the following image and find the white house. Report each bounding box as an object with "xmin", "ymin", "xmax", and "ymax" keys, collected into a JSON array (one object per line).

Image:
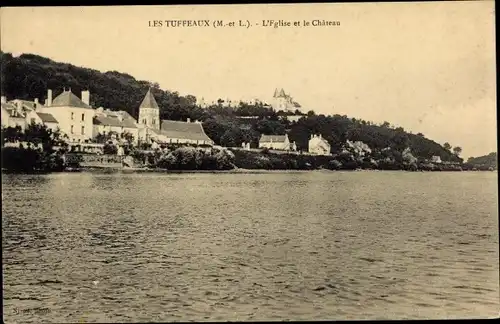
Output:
[
  {"xmin": 259, "ymin": 134, "xmax": 296, "ymax": 151},
  {"xmin": 431, "ymin": 156, "xmax": 442, "ymax": 164},
  {"xmin": 1, "ymin": 101, "xmax": 25, "ymax": 129},
  {"xmin": 1, "ymin": 96, "xmax": 59, "ymax": 132},
  {"xmin": 39, "ymin": 89, "xmax": 95, "ymax": 143},
  {"xmin": 343, "ymin": 140, "xmax": 372, "ymax": 157},
  {"xmin": 308, "ymin": 134, "xmax": 331, "ymax": 155},
  {"xmin": 93, "ymin": 108, "xmax": 140, "ymax": 145}
]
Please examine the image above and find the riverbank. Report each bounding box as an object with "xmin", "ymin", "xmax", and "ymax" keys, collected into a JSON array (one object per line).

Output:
[
  {"xmin": 2, "ymin": 146, "xmax": 496, "ymax": 174},
  {"xmin": 41, "ymin": 166, "xmax": 496, "ymax": 175},
  {"xmin": 229, "ymin": 149, "xmax": 495, "ymax": 172}
]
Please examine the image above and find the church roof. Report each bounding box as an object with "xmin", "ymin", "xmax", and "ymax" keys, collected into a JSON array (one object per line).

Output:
[
  {"xmin": 260, "ymin": 134, "xmax": 288, "ymax": 143},
  {"xmin": 273, "ymin": 88, "xmax": 279, "ymax": 97},
  {"xmin": 139, "ymin": 88, "xmax": 159, "ymax": 109},
  {"xmin": 158, "ymin": 120, "xmax": 214, "ymax": 142},
  {"xmin": 278, "ymin": 88, "xmax": 286, "ymax": 97},
  {"xmin": 51, "ymin": 90, "xmax": 91, "ymax": 109}
]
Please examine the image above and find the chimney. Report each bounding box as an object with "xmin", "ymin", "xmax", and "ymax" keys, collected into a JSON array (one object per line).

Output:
[
  {"xmin": 187, "ymin": 118, "xmax": 191, "ymax": 123},
  {"xmin": 1, "ymin": 96, "xmax": 6, "ymax": 104},
  {"xmin": 34, "ymin": 98, "xmax": 39, "ymax": 109},
  {"xmin": 81, "ymin": 90, "xmax": 90, "ymax": 106},
  {"xmin": 47, "ymin": 89, "xmax": 53, "ymax": 106}
]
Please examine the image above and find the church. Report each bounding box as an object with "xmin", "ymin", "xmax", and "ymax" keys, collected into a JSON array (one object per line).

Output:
[{"xmin": 136, "ymin": 89, "xmax": 215, "ymax": 146}]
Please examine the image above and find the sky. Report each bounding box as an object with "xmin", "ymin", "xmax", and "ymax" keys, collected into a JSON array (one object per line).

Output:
[{"xmin": 1, "ymin": 2, "xmax": 496, "ymax": 158}]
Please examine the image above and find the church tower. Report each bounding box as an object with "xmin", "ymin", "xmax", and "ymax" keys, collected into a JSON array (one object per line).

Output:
[{"xmin": 138, "ymin": 88, "xmax": 160, "ymax": 130}]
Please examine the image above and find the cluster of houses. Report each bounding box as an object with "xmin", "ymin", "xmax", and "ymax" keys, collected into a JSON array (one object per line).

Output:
[
  {"xmin": 1, "ymin": 87, "xmax": 333, "ymax": 156},
  {"xmin": 256, "ymin": 133, "xmax": 331, "ymax": 156}
]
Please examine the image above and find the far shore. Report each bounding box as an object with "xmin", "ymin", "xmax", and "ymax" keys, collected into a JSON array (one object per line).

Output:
[{"xmin": 3, "ymin": 167, "xmax": 490, "ymax": 175}]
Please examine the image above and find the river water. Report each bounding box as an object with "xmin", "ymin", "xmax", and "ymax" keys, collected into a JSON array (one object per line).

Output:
[{"xmin": 2, "ymin": 171, "xmax": 499, "ymax": 322}]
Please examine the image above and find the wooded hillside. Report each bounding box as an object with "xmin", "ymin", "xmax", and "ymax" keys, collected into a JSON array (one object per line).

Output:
[{"xmin": 1, "ymin": 52, "xmax": 462, "ymax": 162}]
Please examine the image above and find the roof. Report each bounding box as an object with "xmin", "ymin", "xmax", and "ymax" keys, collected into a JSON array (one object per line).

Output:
[
  {"xmin": 1, "ymin": 102, "xmax": 24, "ymax": 117},
  {"xmin": 93, "ymin": 115, "xmax": 125, "ymax": 127},
  {"xmin": 2, "ymin": 102, "xmax": 17, "ymax": 112},
  {"xmin": 36, "ymin": 112, "xmax": 58, "ymax": 123},
  {"xmin": 158, "ymin": 120, "xmax": 214, "ymax": 142},
  {"xmin": 119, "ymin": 115, "xmax": 138, "ymax": 128},
  {"xmin": 51, "ymin": 91, "xmax": 91, "ymax": 109},
  {"xmin": 139, "ymin": 88, "xmax": 159, "ymax": 109},
  {"xmin": 9, "ymin": 100, "xmax": 35, "ymax": 110},
  {"xmin": 260, "ymin": 134, "xmax": 288, "ymax": 143},
  {"xmin": 273, "ymin": 88, "xmax": 279, "ymax": 97},
  {"xmin": 310, "ymin": 136, "xmax": 330, "ymax": 146},
  {"xmin": 96, "ymin": 109, "xmax": 138, "ymax": 128},
  {"xmin": 278, "ymin": 88, "xmax": 286, "ymax": 97}
]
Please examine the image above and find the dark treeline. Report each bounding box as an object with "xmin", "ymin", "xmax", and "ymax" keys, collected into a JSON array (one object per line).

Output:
[
  {"xmin": 1, "ymin": 123, "xmax": 68, "ymax": 172},
  {"xmin": 1, "ymin": 51, "xmax": 462, "ymax": 162},
  {"xmin": 466, "ymin": 152, "xmax": 497, "ymax": 169}
]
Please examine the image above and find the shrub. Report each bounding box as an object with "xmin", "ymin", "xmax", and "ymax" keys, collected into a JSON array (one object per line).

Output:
[{"xmin": 103, "ymin": 143, "xmax": 118, "ymax": 155}]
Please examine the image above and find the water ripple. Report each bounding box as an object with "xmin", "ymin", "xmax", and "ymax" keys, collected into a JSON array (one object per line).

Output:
[{"xmin": 2, "ymin": 171, "xmax": 499, "ymax": 322}]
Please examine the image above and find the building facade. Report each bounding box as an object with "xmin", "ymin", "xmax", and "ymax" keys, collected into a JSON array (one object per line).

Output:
[
  {"xmin": 308, "ymin": 134, "xmax": 331, "ymax": 155},
  {"xmin": 93, "ymin": 108, "xmax": 140, "ymax": 145},
  {"xmin": 1, "ymin": 95, "xmax": 60, "ymax": 132},
  {"xmin": 39, "ymin": 89, "xmax": 95, "ymax": 143},
  {"xmin": 259, "ymin": 134, "xmax": 296, "ymax": 151}
]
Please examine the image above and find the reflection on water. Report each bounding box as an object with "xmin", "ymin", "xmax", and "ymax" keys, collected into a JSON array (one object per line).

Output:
[{"xmin": 2, "ymin": 171, "xmax": 499, "ymax": 322}]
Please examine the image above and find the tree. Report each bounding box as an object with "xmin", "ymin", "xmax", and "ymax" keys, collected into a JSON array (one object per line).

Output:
[
  {"xmin": 103, "ymin": 143, "xmax": 118, "ymax": 155},
  {"xmin": 1, "ymin": 123, "xmax": 68, "ymax": 172},
  {"xmin": 453, "ymin": 146, "xmax": 462, "ymax": 156},
  {"xmin": 1, "ymin": 125, "xmax": 23, "ymax": 145},
  {"xmin": 121, "ymin": 131, "xmax": 135, "ymax": 145},
  {"xmin": 443, "ymin": 142, "xmax": 452, "ymax": 151}
]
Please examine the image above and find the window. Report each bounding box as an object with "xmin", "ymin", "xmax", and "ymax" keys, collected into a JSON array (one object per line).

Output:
[
  {"xmin": 70, "ymin": 125, "xmax": 74, "ymax": 134},
  {"xmin": 82, "ymin": 113, "xmax": 85, "ymax": 121},
  {"xmin": 152, "ymin": 119, "xmax": 155, "ymax": 125},
  {"xmin": 30, "ymin": 118, "xmax": 36, "ymax": 124},
  {"xmin": 81, "ymin": 126, "xmax": 85, "ymax": 135},
  {"xmin": 71, "ymin": 112, "xmax": 74, "ymax": 120}
]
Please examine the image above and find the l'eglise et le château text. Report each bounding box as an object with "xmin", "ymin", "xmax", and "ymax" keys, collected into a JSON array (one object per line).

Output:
[{"xmin": 261, "ymin": 19, "xmax": 340, "ymax": 28}]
